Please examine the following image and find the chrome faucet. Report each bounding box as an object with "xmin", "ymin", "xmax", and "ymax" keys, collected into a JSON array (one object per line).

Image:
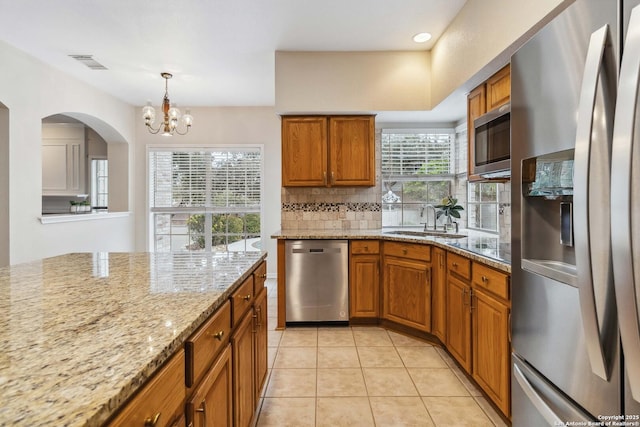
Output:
[{"xmin": 420, "ymin": 204, "xmax": 437, "ymax": 231}]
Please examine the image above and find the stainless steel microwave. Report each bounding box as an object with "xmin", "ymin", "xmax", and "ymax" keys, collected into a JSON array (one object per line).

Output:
[{"xmin": 473, "ymin": 103, "xmax": 510, "ymax": 177}]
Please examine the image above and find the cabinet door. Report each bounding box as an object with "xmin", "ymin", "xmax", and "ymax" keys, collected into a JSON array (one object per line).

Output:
[
  {"xmin": 282, "ymin": 116, "xmax": 328, "ymax": 186},
  {"xmin": 467, "ymin": 85, "xmax": 486, "ymax": 181},
  {"xmin": 382, "ymin": 256, "xmax": 431, "ymax": 332},
  {"xmin": 472, "ymin": 289, "xmax": 510, "ymax": 417},
  {"xmin": 254, "ymin": 287, "xmax": 268, "ymax": 406},
  {"xmin": 431, "ymin": 248, "xmax": 447, "ymax": 343},
  {"xmin": 328, "ymin": 116, "xmax": 375, "ymax": 186},
  {"xmin": 446, "ymin": 274, "xmax": 471, "ymax": 372},
  {"xmin": 187, "ymin": 345, "xmax": 233, "ymax": 427},
  {"xmin": 231, "ymin": 310, "xmax": 255, "ymax": 427},
  {"xmin": 485, "ymin": 64, "xmax": 511, "ymax": 111},
  {"xmin": 349, "ymin": 254, "xmax": 380, "ymax": 318}
]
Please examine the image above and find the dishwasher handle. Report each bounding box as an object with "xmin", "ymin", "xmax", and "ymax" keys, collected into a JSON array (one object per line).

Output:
[{"xmin": 291, "ymin": 247, "xmax": 343, "ymax": 254}]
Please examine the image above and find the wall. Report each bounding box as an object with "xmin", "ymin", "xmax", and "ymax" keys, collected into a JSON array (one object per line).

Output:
[
  {"xmin": 0, "ymin": 40, "xmax": 136, "ymax": 265},
  {"xmin": 281, "ymin": 130, "xmax": 382, "ymax": 230},
  {"xmin": 275, "ymin": 51, "xmax": 431, "ymax": 112},
  {"xmin": 430, "ymin": 0, "xmax": 571, "ymax": 106},
  {"xmin": 0, "ymin": 104, "xmax": 9, "ymax": 267},
  {"xmin": 133, "ymin": 106, "xmax": 281, "ymax": 277}
]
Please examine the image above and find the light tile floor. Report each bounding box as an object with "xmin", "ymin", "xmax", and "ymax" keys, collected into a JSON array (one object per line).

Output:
[{"xmin": 258, "ymin": 279, "xmax": 508, "ymax": 427}]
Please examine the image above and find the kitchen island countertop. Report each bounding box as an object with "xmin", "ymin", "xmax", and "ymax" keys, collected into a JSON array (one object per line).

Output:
[
  {"xmin": 0, "ymin": 251, "xmax": 266, "ymax": 426},
  {"xmin": 271, "ymin": 229, "xmax": 510, "ymax": 273}
]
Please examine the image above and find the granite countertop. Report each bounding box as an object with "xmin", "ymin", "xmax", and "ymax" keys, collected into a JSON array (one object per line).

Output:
[
  {"xmin": 271, "ymin": 229, "xmax": 511, "ymax": 273},
  {"xmin": 0, "ymin": 251, "xmax": 266, "ymax": 427}
]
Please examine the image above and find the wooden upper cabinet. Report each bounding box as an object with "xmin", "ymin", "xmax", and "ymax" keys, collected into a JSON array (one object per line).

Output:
[
  {"xmin": 329, "ymin": 116, "xmax": 375, "ymax": 186},
  {"xmin": 485, "ymin": 65, "xmax": 511, "ymax": 111},
  {"xmin": 467, "ymin": 63, "xmax": 510, "ymax": 181},
  {"xmin": 467, "ymin": 85, "xmax": 486, "ymax": 182},
  {"xmin": 282, "ymin": 116, "xmax": 328, "ymax": 186},
  {"xmin": 281, "ymin": 115, "xmax": 375, "ymax": 187}
]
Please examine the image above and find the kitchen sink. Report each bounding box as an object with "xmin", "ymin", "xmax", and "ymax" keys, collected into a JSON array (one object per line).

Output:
[{"xmin": 383, "ymin": 230, "xmax": 467, "ymax": 239}]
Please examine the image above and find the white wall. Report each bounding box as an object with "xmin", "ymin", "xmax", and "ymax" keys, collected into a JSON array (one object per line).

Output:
[
  {"xmin": 275, "ymin": 51, "xmax": 431, "ymax": 112},
  {"xmin": 0, "ymin": 40, "xmax": 136, "ymax": 265},
  {"xmin": 430, "ymin": 0, "xmax": 572, "ymax": 105},
  {"xmin": 0, "ymin": 104, "xmax": 9, "ymax": 267},
  {"xmin": 134, "ymin": 107, "xmax": 281, "ymax": 277}
]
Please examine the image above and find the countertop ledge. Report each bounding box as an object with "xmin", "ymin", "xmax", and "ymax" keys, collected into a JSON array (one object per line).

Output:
[
  {"xmin": 0, "ymin": 251, "xmax": 267, "ymax": 427},
  {"xmin": 271, "ymin": 229, "xmax": 511, "ymax": 273}
]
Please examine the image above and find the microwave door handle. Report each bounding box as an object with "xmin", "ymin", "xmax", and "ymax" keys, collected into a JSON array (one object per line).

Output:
[
  {"xmin": 573, "ymin": 24, "xmax": 614, "ymax": 381},
  {"xmin": 612, "ymin": 5, "xmax": 640, "ymax": 402}
]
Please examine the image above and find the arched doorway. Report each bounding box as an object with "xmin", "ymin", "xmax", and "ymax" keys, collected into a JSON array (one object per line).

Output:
[{"xmin": 40, "ymin": 113, "xmax": 128, "ymax": 215}]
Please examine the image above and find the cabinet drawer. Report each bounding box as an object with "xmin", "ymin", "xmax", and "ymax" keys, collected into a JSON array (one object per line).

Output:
[
  {"xmin": 472, "ymin": 263, "xmax": 510, "ymax": 300},
  {"xmin": 185, "ymin": 300, "xmax": 231, "ymax": 388},
  {"xmin": 351, "ymin": 240, "xmax": 380, "ymax": 254},
  {"xmin": 107, "ymin": 350, "xmax": 185, "ymax": 427},
  {"xmin": 231, "ymin": 275, "xmax": 255, "ymax": 326},
  {"xmin": 253, "ymin": 261, "xmax": 267, "ymax": 295},
  {"xmin": 447, "ymin": 252, "xmax": 471, "ymax": 281},
  {"xmin": 384, "ymin": 241, "xmax": 431, "ymax": 261}
]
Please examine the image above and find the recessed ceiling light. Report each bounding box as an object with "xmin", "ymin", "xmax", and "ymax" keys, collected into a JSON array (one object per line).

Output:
[{"xmin": 413, "ymin": 32, "xmax": 432, "ymax": 43}]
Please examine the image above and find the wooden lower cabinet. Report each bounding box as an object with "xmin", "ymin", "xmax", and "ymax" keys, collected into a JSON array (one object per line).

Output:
[
  {"xmin": 431, "ymin": 247, "xmax": 446, "ymax": 343},
  {"xmin": 232, "ymin": 307, "xmax": 255, "ymax": 427},
  {"xmin": 186, "ymin": 345, "xmax": 233, "ymax": 427},
  {"xmin": 382, "ymin": 249, "xmax": 431, "ymax": 332},
  {"xmin": 446, "ymin": 273, "xmax": 472, "ymax": 372},
  {"xmin": 350, "ymin": 240, "xmax": 380, "ymax": 319},
  {"xmin": 254, "ymin": 287, "xmax": 268, "ymax": 405},
  {"xmin": 472, "ymin": 288, "xmax": 510, "ymax": 417},
  {"xmin": 107, "ymin": 350, "xmax": 186, "ymax": 427}
]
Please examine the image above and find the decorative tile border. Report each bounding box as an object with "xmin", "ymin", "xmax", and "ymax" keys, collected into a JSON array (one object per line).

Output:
[{"xmin": 282, "ymin": 202, "xmax": 381, "ymax": 213}]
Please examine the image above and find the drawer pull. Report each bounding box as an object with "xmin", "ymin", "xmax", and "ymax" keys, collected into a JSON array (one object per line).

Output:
[
  {"xmin": 243, "ymin": 294, "xmax": 252, "ymax": 301},
  {"xmin": 402, "ymin": 248, "xmax": 408, "ymax": 255},
  {"xmin": 481, "ymin": 276, "xmax": 488, "ymax": 283},
  {"xmin": 144, "ymin": 413, "xmax": 161, "ymax": 427},
  {"xmin": 196, "ymin": 400, "xmax": 206, "ymax": 425},
  {"xmin": 212, "ymin": 330, "xmax": 224, "ymax": 341},
  {"xmin": 452, "ymin": 262, "xmax": 458, "ymax": 267},
  {"xmin": 258, "ymin": 273, "xmax": 267, "ymax": 279},
  {"xmin": 364, "ymin": 245, "xmax": 369, "ymax": 250}
]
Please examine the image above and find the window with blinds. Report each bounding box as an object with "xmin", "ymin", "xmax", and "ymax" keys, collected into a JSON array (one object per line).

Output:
[
  {"xmin": 148, "ymin": 148, "xmax": 262, "ymax": 252},
  {"xmin": 381, "ymin": 130, "xmax": 455, "ymax": 228}
]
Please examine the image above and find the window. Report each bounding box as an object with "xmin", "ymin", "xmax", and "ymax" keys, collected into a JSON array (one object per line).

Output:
[
  {"xmin": 148, "ymin": 148, "xmax": 262, "ymax": 253},
  {"xmin": 467, "ymin": 182, "xmax": 499, "ymax": 232},
  {"xmin": 381, "ymin": 130, "xmax": 455, "ymax": 227},
  {"xmin": 90, "ymin": 159, "xmax": 108, "ymax": 208}
]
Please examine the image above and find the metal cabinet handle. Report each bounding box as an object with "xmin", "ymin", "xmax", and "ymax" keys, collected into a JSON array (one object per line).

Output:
[
  {"xmin": 612, "ymin": 4, "xmax": 640, "ymax": 401},
  {"xmin": 481, "ymin": 276, "xmax": 488, "ymax": 283},
  {"xmin": 323, "ymin": 171, "xmax": 327, "ymax": 185},
  {"xmin": 144, "ymin": 413, "xmax": 161, "ymax": 427},
  {"xmin": 402, "ymin": 248, "xmax": 408, "ymax": 255},
  {"xmin": 508, "ymin": 311, "xmax": 512, "ymax": 343},
  {"xmin": 462, "ymin": 288, "xmax": 468, "ymax": 306},
  {"xmin": 258, "ymin": 273, "xmax": 267, "ymax": 279},
  {"xmin": 573, "ymin": 23, "xmax": 614, "ymax": 381},
  {"xmin": 213, "ymin": 330, "xmax": 224, "ymax": 341},
  {"xmin": 469, "ymin": 290, "xmax": 475, "ymax": 312},
  {"xmin": 196, "ymin": 400, "xmax": 206, "ymax": 425},
  {"xmin": 452, "ymin": 262, "xmax": 458, "ymax": 268},
  {"xmin": 243, "ymin": 294, "xmax": 252, "ymax": 301},
  {"xmin": 331, "ymin": 171, "xmax": 335, "ymax": 184}
]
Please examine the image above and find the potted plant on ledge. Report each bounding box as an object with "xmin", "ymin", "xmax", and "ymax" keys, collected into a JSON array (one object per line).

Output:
[{"xmin": 435, "ymin": 196, "xmax": 464, "ymax": 231}]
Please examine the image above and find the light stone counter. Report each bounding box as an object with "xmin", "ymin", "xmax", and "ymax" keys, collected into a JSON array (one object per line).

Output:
[
  {"xmin": 0, "ymin": 251, "xmax": 267, "ymax": 426},
  {"xmin": 271, "ymin": 229, "xmax": 510, "ymax": 273}
]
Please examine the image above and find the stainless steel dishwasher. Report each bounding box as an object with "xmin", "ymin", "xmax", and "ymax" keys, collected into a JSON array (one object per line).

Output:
[{"xmin": 285, "ymin": 239, "xmax": 349, "ymax": 323}]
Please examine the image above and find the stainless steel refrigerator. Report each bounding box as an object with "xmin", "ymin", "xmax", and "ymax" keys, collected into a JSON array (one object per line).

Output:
[{"xmin": 511, "ymin": 0, "xmax": 640, "ymax": 424}]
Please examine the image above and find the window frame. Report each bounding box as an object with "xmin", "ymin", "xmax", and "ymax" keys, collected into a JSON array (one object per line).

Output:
[
  {"xmin": 466, "ymin": 181, "xmax": 500, "ymax": 234},
  {"xmin": 381, "ymin": 128, "xmax": 456, "ymax": 228},
  {"xmin": 146, "ymin": 144, "xmax": 264, "ymax": 253}
]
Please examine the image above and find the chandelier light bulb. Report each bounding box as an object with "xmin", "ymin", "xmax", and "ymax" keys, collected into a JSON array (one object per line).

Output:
[{"xmin": 142, "ymin": 72, "xmax": 193, "ymax": 136}]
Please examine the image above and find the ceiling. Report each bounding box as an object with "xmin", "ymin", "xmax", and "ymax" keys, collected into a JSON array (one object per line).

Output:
[{"xmin": 0, "ymin": 0, "xmax": 468, "ymax": 123}]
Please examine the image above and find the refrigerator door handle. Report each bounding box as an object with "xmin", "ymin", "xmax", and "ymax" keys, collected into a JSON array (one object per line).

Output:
[
  {"xmin": 513, "ymin": 363, "xmax": 563, "ymax": 426},
  {"xmin": 573, "ymin": 24, "xmax": 615, "ymax": 381},
  {"xmin": 611, "ymin": 5, "xmax": 640, "ymax": 402}
]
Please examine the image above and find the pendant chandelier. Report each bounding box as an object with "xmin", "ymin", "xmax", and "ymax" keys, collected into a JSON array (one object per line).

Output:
[{"xmin": 142, "ymin": 72, "xmax": 193, "ymax": 136}]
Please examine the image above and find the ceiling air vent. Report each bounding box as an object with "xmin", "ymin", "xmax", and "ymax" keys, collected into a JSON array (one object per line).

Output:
[{"xmin": 68, "ymin": 55, "xmax": 108, "ymax": 70}]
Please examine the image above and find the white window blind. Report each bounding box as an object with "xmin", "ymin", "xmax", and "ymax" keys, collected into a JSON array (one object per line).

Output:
[
  {"xmin": 382, "ymin": 131, "xmax": 454, "ymax": 178},
  {"xmin": 148, "ymin": 148, "xmax": 262, "ymax": 252}
]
